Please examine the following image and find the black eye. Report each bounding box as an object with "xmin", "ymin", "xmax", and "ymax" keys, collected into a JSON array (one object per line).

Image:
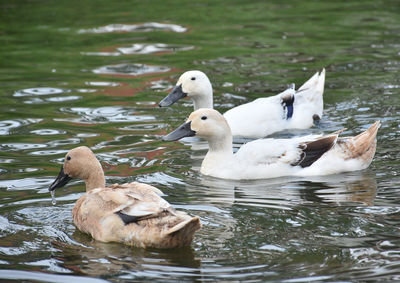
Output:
[
  {"xmin": 66, "ymin": 156, "xmax": 71, "ymax": 161},
  {"xmin": 201, "ymin": 116, "xmax": 207, "ymax": 120},
  {"xmin": 191, "ymin": 77, "xmax": 196, "ymax": 81}
]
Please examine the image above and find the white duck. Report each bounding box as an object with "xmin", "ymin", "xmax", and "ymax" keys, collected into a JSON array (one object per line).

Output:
[
  {"xmin": 163, "ymin": 109, "xmax": 380, "ymax": 180},
  {"xmin": 159, "ymin": 70, "xmax": 325, "ymax": 138},
  {"xmin": 49, "ymin": 146, "xmax": 201, "ymax": 248}
]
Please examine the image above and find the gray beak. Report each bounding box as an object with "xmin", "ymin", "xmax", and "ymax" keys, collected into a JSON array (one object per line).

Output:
[
  {"xmin": 49, "ymin": 167, "xmax": 72, "ymax": 191},
  {"xmin": 159, "ymin": 84, "xmax": 187, "ymax": 107},
  {"xmin": 163, "ymin": 121, "xmax": 196, "ymax": 141}
]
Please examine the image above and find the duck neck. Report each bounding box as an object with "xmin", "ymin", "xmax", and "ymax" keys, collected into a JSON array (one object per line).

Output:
[
  {"xmin": 203, "ymin": 134, "xmax": 234, "ymax": 166},
  {"xmin": 84, "ymin": 166, "xmax": 106, "ymax": 192},
  {"xmin": 192, "ymin": 91, "xmax": 213, "ymax": 110}
]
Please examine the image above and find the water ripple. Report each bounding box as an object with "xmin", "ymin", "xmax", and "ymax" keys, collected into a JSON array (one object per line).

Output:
[
  {"xmin": 0, "ymin": 118, "xmax": 42, "ymax": 135},
  {"xmin": 23, "ymin": 96, "xmax": 81, "ymax": 104},
  {"xmin": 0, "ymin": 215, "xmax": 29, "ymax": 235},
  {"xmin": 30, "ymin": 129, "xmax": 66, "ymax": 135},
  {"xmin": 0, "ymin": 143, "xmax": 48, "ymax": 151},
  {"xmin": 116, "ymin": 43, "xmax": 194, "ymax": 55},
  {"xmin": 149, "ymin": 79, "xmax": 174, "ymax": 91},
  {"xmin": 80, "ymin": 51, "xmax": 120, "ymax": 56},
  {"xmin": 46, "ymin": 96, "xmax": 82, "ymax": 102},
  {"xmin": 13, "ymin": 87, "xmax": 67, "ymax": 97},
  {"xmin": 56, "ymin": 106, "xmax": 155, "ymax": 124},
  {"xmin": 29, "ymin": 150, "xmax": 69, "ymax": 156},
  {"xmin": 78, "ymin": 22, "xmax": 187, "ymax": 34},
  {"xmin": 85, "ymin": 81, "xmax": 120, "ymax": 87},
  {"xmin": 92, "ymin": 63, "xmax": 170, "ymax": 76},
  {"xmin": 0, "ymin": 270, "xmax": 110, "ymax": 283},
  {"xmin": 0, "ymin": 177, "xmax": 53, "ymax": 191}
]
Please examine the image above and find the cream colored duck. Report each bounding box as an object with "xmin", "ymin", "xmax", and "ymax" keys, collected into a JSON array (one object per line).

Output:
[
  {"xmin": 49, "ymin": 146, "xmax": 201, "ymax": 248},
  {"xmin": 159, "ymin": 70, "xmax": 325, "ymax": 138},
  {"xmin": 163, "ymin": 109, "xmax": 380, "ymax": 180}
]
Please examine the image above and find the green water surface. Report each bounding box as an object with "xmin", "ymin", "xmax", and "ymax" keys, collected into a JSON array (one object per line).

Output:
[{"xmin": 0, "ymin": 0, "xmax": 400, "ymax": 282}]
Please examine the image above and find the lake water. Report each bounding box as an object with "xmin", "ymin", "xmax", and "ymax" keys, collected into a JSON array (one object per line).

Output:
[{"xmin": 0, "ymin": 0, "xmax": 399, "ymax": 282}]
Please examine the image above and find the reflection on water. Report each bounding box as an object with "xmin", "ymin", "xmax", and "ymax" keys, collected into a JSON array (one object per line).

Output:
[{"xmin": 199, "ymin": 172, "xmax": 378, "ymax": 209}]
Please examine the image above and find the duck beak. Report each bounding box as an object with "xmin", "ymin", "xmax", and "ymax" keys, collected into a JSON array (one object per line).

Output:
[
  {"xmin": 159, "ymin": 84, "xmax": 187, "ymax": 107},
  {"xmin": 49, "ymin": 166, "xmax": 72, "ymax": 191},
  {"xmin": 163, "ymin": 121, "xmax": 196, "ymax": 141}
]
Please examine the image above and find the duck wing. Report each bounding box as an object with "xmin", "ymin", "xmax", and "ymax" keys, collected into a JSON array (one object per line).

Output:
[
  {"xmin": 234, "ymin": 136, "xmax": 313, "ymax": 166},
  {"xmin": 235, "ymin": 132, "xmax": 339, "ymax": 168},
  {"xmin": 93, "ymin": 182, "xmax": 172, "ymax": 225},
  {"xmin": 293, "ymin": 134, "xmax": 338, "ymax": 168}
]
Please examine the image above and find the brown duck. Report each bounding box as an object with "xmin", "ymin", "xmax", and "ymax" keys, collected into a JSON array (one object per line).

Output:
[{"xmin": 49, "ymin": 146, "xmax": 201, "ymax": 248}]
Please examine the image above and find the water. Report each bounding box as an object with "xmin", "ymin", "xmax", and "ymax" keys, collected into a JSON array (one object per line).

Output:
[{"xmin": 0, "ymin": 0, "xmax": 400, "ymax": 281}]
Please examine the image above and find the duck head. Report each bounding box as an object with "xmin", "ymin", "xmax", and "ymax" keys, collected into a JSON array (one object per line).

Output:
[
  {"xmin": 159, "ymin": 70, "xmax": 213, "ymax": 109},
  {"xmin": 49, "ymin": 146, "xmax": 105, "ymax": 192},
  {"xmin": 163, "ymin": 108, "xmax": 231, "ymax": 142}
]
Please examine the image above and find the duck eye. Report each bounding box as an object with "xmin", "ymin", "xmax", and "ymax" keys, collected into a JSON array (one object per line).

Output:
[
  {"xmin": 201, "ymin": 116, "xmax": 207, "ymax": 120},
  {"xmin": 191, "ymin": 77, "xmax": 196, "ymax": 81},
  {"xmin": 66, "ymin": 156, "xmax": 71, "ymax": 161}
]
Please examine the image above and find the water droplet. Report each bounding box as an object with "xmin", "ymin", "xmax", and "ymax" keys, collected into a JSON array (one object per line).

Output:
[{"xmin": 50, "ymin": 190, "xmax": 57, "ymax": 205}]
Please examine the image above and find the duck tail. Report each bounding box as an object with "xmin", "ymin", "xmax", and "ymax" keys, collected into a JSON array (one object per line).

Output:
[
  {"xmin": 164, "ymin": 216, "xmax": 201, "ymax": 246},
  {"xmin": 344, "ymin": 121, "xmax": 381, "ymax": 159},
  {"xmin": 297, "ymin": 68, "xmax": 325, "ymax": 102}
]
